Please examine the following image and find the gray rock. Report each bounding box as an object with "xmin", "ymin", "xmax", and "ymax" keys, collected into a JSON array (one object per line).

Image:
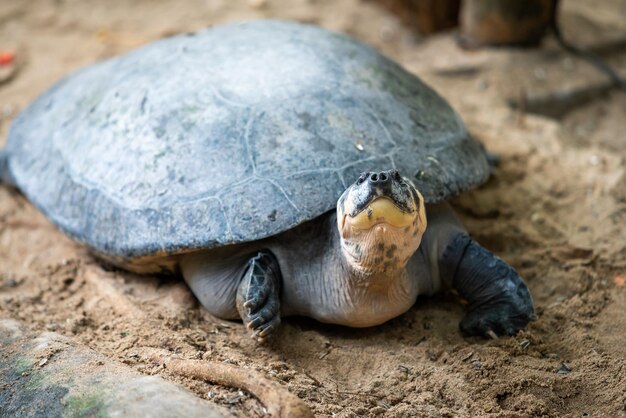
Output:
[{"xmin": 0, "ymin": 319, "xmax": 231, "ymax": 418}]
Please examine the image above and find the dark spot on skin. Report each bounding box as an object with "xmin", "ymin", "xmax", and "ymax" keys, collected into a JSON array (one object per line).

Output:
[
  {"xmin": 377, "ymin": 243, "xmax": 385, "ymax": 252},
  {"xmin": 367, "ymin": 207, "xmax": 373, "ymax": 220},
  {"xmin": 412, "ymin": 229, "xmax": 419, "ymax": 237},
  {"xmin": 374, "ymin": 256, "xmax": 383, "ymax": 264},
  {"xmin": 386, "ymin": 244, "xmax": 397, "ymax": 258},
  {"xmin": 404, "ymin": 226, "xmax": 410, "ymax": 233},
  {"xmin": 267, "ymin": 210, "xmax": 277, "ymax": 222}
]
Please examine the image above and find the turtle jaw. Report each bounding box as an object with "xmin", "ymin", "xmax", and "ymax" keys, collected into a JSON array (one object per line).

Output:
[{"xmin": 348, "ymin": 197, "xmax": 416, "ymax": 230}]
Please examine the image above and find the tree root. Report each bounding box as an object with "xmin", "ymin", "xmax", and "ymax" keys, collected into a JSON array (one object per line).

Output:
[{"xmin": 154, "ymin": 356, "xmax": 314, "ymax": 418}]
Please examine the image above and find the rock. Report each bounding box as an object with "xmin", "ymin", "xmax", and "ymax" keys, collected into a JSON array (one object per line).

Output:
[{"xmin": 0, "ymin": 319, "xmax": 231, "ymax": 418}]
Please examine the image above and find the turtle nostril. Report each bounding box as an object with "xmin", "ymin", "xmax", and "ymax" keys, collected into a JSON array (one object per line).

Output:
[
  {"xmin": 392, "ymin": 170, "xmax": 401, "ymax": 180},
  {"xmin": 370, "ymin": 173, "xmax": 378, "ymax": 181},
  {"xmin": 379, "ymin": 173, "xmax": 387, "ymax": 181}
]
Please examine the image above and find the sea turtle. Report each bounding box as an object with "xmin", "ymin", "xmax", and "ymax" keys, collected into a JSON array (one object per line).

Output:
[{"xmin": 0, "ymin": 20, "xmax": 534, "ymax": 342}]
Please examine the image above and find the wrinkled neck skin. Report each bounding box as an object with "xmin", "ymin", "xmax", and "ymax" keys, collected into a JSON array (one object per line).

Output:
[
  {"xmin": 324, "ymin": 212, "xmax": 426, "ymax": 327},
  {"xmin": 341, "ymin": 224, "xmax": 419, "ymax": 284}
]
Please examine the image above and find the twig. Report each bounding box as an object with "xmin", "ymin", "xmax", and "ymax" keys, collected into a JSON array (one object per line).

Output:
[{"xmin": 153, "ymin": 355, "xmax": 313, "ymax": 418}]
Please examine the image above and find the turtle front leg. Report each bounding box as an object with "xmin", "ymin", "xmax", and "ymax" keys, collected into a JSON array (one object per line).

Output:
[
  {"xmin": 441, "ymin": 233, "xmax": 535, "ymax": 337},
  {"xmin": 237, "ymin": 251, "xmax": 282, "ymax": 343}
]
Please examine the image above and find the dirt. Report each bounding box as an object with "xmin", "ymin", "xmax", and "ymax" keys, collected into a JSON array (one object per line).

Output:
[{"xmin": 1, "ymin": 0, "xmax": 625, "ymax": 417}]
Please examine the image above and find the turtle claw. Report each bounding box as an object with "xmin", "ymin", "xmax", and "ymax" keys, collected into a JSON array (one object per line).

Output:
[
  {"xmin": 486, "ymin": 329, "xmax": 498, "ymax": 340},
  {"xmin": 253, "ymin": 316, "xmax": 281, "ymax": 342},
  {"xmin": 459, "ymin": 300, "xmax": 534, "ymax": 338},
  {"xmin": 237, "ymin": 251, "xmax": 282, "ymax": 342},
  {"xmin": 246, "ymin": 298, "xmax": 280, "ymax": 329},
  {"xmin": 245, "ymin": 295, "xmax": 280, "ymax": 343}
]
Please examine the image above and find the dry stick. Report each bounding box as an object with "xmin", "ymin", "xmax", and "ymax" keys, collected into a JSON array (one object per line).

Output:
[{"xmin": 156, "ymin": 356, "xmax": 314, "ymax": 418}]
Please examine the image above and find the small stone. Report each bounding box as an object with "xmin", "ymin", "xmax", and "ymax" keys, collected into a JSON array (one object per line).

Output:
[
  {"xmin": 562, "ymin": 58, "xmax": 575, "ymax": 71},
  {"xmin": 38, "ymin": 358, "xmax": 48, "ymax": 367},
  {"xmin": 370, "ymin": 406, "xmax": 387, "ymax": 415},
  {"xmin": 3, "ymin": 278, "xmax": 19, "ymax": 288},
  {"xmin": 398, "ymin": 365, "xmax": 412, "ymax": 373},
  {"xmin": 426, "ymin": 350, "xmax": 439, "ymax": 361},
  {"xmin": 477, "ymin": 78, "xmax": 489, "ymax": 90},
  {"xmin": 2, "ymin": 103, "xmax": 16, "ymax": 118},
  {"xmin": 379, "ymin": 22, "xmax": 397, "ymax": 42},
  {"xmin": 558, "ymin": 362, "xmax": 572, "ymax": 374},
  {"xmin": 247, "ymin": 0, "xmax": 267, "ymax": 8},
  {"xmin": 533, "ymin": 67, "xmax": 547, "ymax": 80}
]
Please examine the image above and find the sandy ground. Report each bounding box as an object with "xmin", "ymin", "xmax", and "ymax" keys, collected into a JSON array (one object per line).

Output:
[{"xmin": 1, "ymin": 0, "xmax": 625, "ymax": 417}]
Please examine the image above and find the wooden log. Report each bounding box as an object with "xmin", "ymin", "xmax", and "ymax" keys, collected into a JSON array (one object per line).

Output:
[
  {"xmin": 376, "ymin": 0, "xmax": 460, "ymax": 35},
  {"xmin": 459, "ymin": 0, "xmax": 556, "ymax": 48}
]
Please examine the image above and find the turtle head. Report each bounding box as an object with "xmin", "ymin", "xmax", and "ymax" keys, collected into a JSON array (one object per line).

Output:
[{"xmin": 336, "ymin": 170, "xmax": 427, "ymax": 276}]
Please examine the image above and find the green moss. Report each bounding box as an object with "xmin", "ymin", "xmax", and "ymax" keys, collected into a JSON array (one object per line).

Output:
[
  {"xmin": 14, "ymin": 356, "xmax": 33, "ymax": 374},
  {"xmin": 64, "ymin": 393, "xmax": 108, "ymax": 418},
  {"xmin": 23, "ymin": 369, "xmax": 46, "ymax": 390}
]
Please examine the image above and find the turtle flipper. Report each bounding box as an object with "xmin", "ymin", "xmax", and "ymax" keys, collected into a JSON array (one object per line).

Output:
[
  {"xmin": 237, "ymin": 251, "xmax": 282, "ymax": 343},
  {"xmin": 442, "ymin": 233, "xmax": 535, "ymax": 338}
]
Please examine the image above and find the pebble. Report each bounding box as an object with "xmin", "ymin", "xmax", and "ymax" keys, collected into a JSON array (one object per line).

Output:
[
  {"xmin": 370, "ymin": 406, "xmax": 387, "ymax": 415},
  {"xmin": 477, "ymin": 78, "xmax": 489, "ymax": 90},
  {"xmin": 2, "ymin": 278, "xmax": 19, "ymax": 288},
  {"xmin": 562, "ymin": 58, "xmax": 575, "ymax": 71},
  {"xmin": 558, "ymin": 362, "xmax": 572, "ymax": 374},
  {"xmin": 378, "ymin": 22, "xmax": 397, "ymax": 42},
  {"xmin": 533, "ymin": 67, "xmax": 547, "ymax": 80},
  {"xmin": 247, "ymin": 0, "xmax": 267, "ymax": 9}
]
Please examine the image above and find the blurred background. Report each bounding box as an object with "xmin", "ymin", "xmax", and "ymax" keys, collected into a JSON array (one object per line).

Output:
[{"xmin": 1, "ymin": 1, "xmax": 625, "ymax": 417}]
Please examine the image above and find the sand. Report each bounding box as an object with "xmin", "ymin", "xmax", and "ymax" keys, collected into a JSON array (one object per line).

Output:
[{"xmin": 1, "ymin": 0, "xmax": 625, "ymax": 416}]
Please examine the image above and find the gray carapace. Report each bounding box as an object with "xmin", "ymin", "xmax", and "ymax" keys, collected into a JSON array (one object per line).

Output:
[{"xmin": 4, "ymin": 20, "xmax": 488, "ymax": 260}]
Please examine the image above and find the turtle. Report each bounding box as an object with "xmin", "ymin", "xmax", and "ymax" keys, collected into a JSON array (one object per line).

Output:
[{"xmin": 0, "ymin": 20, "xmax": 534, "ymax": 342}]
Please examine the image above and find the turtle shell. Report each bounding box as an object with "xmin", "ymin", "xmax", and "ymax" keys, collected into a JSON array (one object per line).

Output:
[{"xmin": 5, "ymin": 20, "xmax": 489, "ymax": 260}]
